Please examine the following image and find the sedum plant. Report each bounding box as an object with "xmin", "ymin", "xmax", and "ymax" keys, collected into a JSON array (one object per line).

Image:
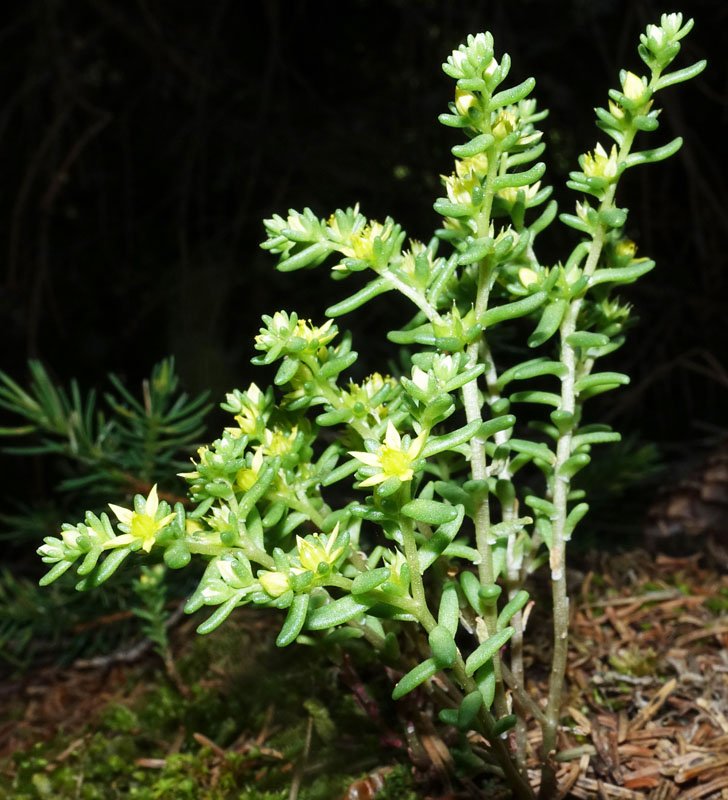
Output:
[{"xmin": 36, "ymin": 14, "xmax": 704, "ymax": 798}]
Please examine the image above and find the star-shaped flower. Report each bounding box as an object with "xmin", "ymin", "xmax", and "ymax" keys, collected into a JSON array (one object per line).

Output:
[
  {"xmin": 296, "ymin": 524, "xmax": 346, "ymax": 573},
  {"xmin": 349, "ymin": 422, "xmax": 427, "ymax": 488},
  {"xmin": 106, "ymin": 485, "xmax": 175, "ymax": 553}
]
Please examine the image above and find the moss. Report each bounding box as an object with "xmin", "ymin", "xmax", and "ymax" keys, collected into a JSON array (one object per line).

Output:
[
  {"xmin": 608, "ymin": 645, "xmax": 659, "ymax": 677},
  {"xmin": 374, "ymin": 764, "xmax": 418, "ymax": 800},
  {"xmin": 1, "ymin": 618, "xmax": 395, "ymax": 800},
  {"xmin": 705, "ymin": 586, "xmax": 728, "ymax": 615}
]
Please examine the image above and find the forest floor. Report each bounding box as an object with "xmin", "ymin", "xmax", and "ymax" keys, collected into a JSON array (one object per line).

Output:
[{"xmin": 0, "ymin": 549, "xmax": 726, "ymax": 799}]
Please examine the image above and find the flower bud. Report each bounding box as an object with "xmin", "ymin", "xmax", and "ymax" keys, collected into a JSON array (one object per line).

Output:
[{"xmin": 259, "ymin": 570, "xmax": 290, "ymax": 597}]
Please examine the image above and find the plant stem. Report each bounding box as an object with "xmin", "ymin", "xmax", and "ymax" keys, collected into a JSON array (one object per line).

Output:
[
  {"xmin": 301, "ymin": 355, "xmax": 373, "ymax": 441},
  {"xmin": 539, "ymin": 126, "xmax": 639, "ymax": 797},
  {"xmin": 450, "ymin": 656, "xmax": 536, "ymax": 800},
  {"xmin": 412, "ymin": 601, "xmax": 535, "ymax": 799},
  {"xmin": 400, "ymin": 511, "xmax": 437, "ymax": 629},
  {"xmin": 538, "ymin": 298, "xmax": 580, "ymax": 795},
  {"xmin": 381, "ymin": 268, "xmax": 441, "ymax": 322},
  {"xmin": 482, "ymin": 337, "xmax": 529, "ymax": 763},
  {"xmin": 460, "ymin": 150, "xmax": 512, "ymax": 718},
  {"xmin": 500, "ymin": 662, "xmax": 547, "ymax": 727}
]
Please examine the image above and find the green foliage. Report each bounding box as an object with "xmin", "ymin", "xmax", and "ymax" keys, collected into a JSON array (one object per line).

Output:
[
  {"xmin": 33, "ymin": 13, "xmax": 703, "ymax": 797},
  {"xmin": 0, "ymin": 358, "xmax": 211, "ymax": 502},
  {"xmin": 0, "ymin": 359, "xmax": 210, "ymax": 671},
  {"xmin": 131, "ymin": 564, "xmax": 173, "ymax": 660},
  {"xmin": 0, "ymin": 568, "xmax": 139, "ymax": 673}
]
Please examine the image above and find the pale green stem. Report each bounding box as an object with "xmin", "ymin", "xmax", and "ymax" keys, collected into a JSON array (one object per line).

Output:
[
  {"xmin": 186, "ymin": 538, "xmax": 276, "ymax": 569},
  {"xmin": 539, "ymin": 126, "xmax": 638, "ymax": 796},
  {"xmin": 397, "ymin": 465, "xmax": 530, "ymax": 794},
  {"xmin": 300, "ymin": 355, "xmax": 373, "ymax": 441},
  {"xmin": 450, "ymin": 655, "xmax": 536, "ymax": 800},
  {"xmin": 400, "ymin": 508, "xmax": 437, "ymax": 629},
  {"xmin": 463, "ymin": 152, "xmax": 499, "ymax": 589},
  {"xmin": 346, "ymin": 618, "xmax": 387, "ymax": 649},
  {"xmin": 460, "ymin": 150, "xmax": 513, "ymax": 718},
  {"xmin": 500, "ymin": 661, "xmax": 547, "ymax": 727},
  {"xmin": 286, "ymin": 492, "xmax": 328, "ymax": 529},
  {"xmin": 324, "ymin": 573, "xmax": 354, "ymax": 591},
  {"xmin": 380, "ymin": 268, "xmax": 441, "ymax": 322},
  {"xmin": 406, "ymin": 584, "xmax": 535, "ymax": 799},
  {"xmin": 482, "ymin": 336, "xmax": 528, "ymax": 763}
]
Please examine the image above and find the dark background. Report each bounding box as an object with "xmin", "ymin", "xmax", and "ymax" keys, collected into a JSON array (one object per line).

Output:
[{"xmin": 1, "ymin": 0, "xmax": 726, "ymax": 508}]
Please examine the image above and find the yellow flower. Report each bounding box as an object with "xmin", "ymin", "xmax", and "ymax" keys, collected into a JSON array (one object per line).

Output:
[
  {"xmin": 261, "ymin": 426, "xmax": 298, "ymax": 456},
  {"xmin": 621, "ymin": 71, "xmax": 646, "ymax": 103},
  {"xmin": 581, "ymin": 143, "xmax": 619, "ymax": 180},
  {"xmin": 344, "ymin": 373, "xmax": 396, "ymax": 425},
  {"xmin": 296, "ymin": 524, "xmax": 345, "ymax": 572},
  {"xmin": 608, "ymin": 99, "xmax": 625, "ymax": 121},
  {"xmin": 457, "ymin": 153, "xmax": 489, "ymax": 179},
  {"xmin": 107, "ymin": 485, "xmax": 175, "ymax": 553},
  {"xmin": 292, "ymin": 317, "xmax": 335, "ymax": 345},
  {"xmin": 235, "ymin": 447, "xmax": 265, "ymax": 492},
  {"xmin": 615, "ymin": 239, "xmax": 637, "ymax": 259},
  {"xmin": 326, "ymin": 204, "xmax": 360, "ymax": 240},
  {"xmin": 498, "ymin": 181, "xmax": 541, "ymax": 207},
  {"xmin": 645, "ymin": 23, "xmax": 665, "ymax": 48},
  {"xmin": 575, "ymin": 200, "xmax": 592, "ymax": 223},
  {"xmin": 351, "ymin": 221, "xmax": 386, "ymax": 261},
  {"xmin": 455, "ymin": 87, "xmax": 477, "ymax": 116},
  {"xmin": 258, "ymin": 570, "xmax": 290, "ymax": 597},
  {"xmin": 443, "ymin": 170, "xmax": 479, "ymax": 206},
  {"xmin": 398, "ymin": 240, "xmax": 427, "ymax": 279},
  {"xmin": 227, "ymin": 383, "xmax": 264, "ymax": 436},
  {"xmin": 492, "ymin": 108, "xmax": 517, "ymax": 140},
  {"xmin": 350, "ymin": 422, "xmax": 427, "ymax": 488},
  {"xmin": 518, "ymin": 267, "xmax": 539, "ymax": 288}
]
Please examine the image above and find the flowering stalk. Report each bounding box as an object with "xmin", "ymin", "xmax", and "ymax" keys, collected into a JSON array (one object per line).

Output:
[{"xmin": 538, "ymin": 22, "xmax": 704, "ymax": 794}]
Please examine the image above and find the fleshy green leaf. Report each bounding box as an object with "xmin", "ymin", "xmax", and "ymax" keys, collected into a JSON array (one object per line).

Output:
[
  {"xmin": 326, "ymin": 278, "xmax": 391, "ymax": 316},
  {"xmin": 488, "ymin": 77, "xmax": 536, "ymax": 110},
  {"xmin": 351, "ymin": 568, "xmax": 390, "ymax": 595},
  {"xmin": 623, "ymin": 137, "xmax": 682, "ymax": 169},
  {"xmin": 276, "ymin": 593, "xmax": 310, "ymax": 647},
  {"xmin": 654, "ymin": 60, "xmax": 706, "ymax": 90},
  {"xmin": 575, "ymin": 372, "xmax": 629, "ymax": 393},
  {"xmin": 401, "ymin": 499, "xmax": 459, "ymax": 526},
  {"xmin": 480, "ymin": 292, "xmax": 547, "ymax": 328},
  {"xmin": 277, "ymin": 242, "xmax": 331, "ymax": 272},
  {"xmin": 465, "ymin": 628, "xmax": 514, "ymax": 676},
  {"xmin": 528, "ymin": 299, "xmax": 568, "ymax": 348},
  {"xmin": 306, "ymin": 594, "xmax": 371, "ymax": 630},
  {"xmin": 429, "ymin": 625, "xmax": 458, "ymax": 668},
  {"xmin": 392, "ymin": 658, "xmax": 439, "ymax": 700},
  {"xmin": 565, "ymin": 502, "xmax": 590, "ymax": 539},
  {"xmin": 452, "ymin": 133, "xmax": 494, "ymax": 158},
  {"xmin": 566, "ymin": 331, "xmax": 610, "ymax": 348},
  {"xmin": 589, "ymin": 260, "xmax": 655, "ymax": 286},
  {"xmin": 437, "ymin": 581, "xmax": 460, "ymax": 635},
  {"xmin": 418, "ymin": 505, "xmax": 466, "ymax": 571},
  {"xmin": 497, "ymin": 590, "xmax": 529, "ymax": 631},
  {"xmin": 458, "ymin": 691, "xmax": 483, "ymax": 730},
  {"xmin": 196, "ymin": 595, "xmax": 242, "ymax": 635}
]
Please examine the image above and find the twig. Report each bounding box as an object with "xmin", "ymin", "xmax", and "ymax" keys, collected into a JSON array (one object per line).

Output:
[{"xmin": 73, "ymin": 601, "xmax": 186, "ymax": 669}]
